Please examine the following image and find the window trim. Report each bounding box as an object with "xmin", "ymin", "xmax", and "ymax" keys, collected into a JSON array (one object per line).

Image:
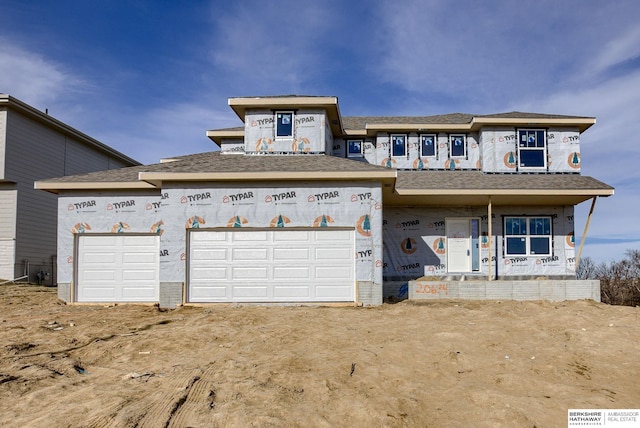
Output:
[
  {"xmin": 503, "ymin": 216, "xmax": 553, "ymax": 257},
  {"xmin": 449, "ymin": 134, "xmax": 467, "ymax": 158},
  {"xmin": 419, "ymin": 134, "xmax": 437, "ymax": 158},
  {"xmin": 275, "ymin": 111, "xmax": 295, "ymax": 139},
  {"xmin": 517, "ymin": 129, "xmax": 547, "ymax": 170},
  {"xmin": 391, "ymin": 134, "xmax": 407, "ymax": 158},
  {"xmin": 346, "ymin": 139, "xmax": 364, "ymax": 157}
]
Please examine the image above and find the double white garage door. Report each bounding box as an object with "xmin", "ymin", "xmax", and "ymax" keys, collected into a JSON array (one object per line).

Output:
[
  {"xmin": 189, "ymin": 228, "xmax": 355, "ymax": 303},
  {"xmin": 76, "ymin": 229, "xmax": 355, "ymax": 303}
]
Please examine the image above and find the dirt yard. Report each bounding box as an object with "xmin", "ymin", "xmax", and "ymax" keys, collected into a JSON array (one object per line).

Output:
[{"xmin": 1, "ymin": 285, "xmax": 639, "ymax": 427}]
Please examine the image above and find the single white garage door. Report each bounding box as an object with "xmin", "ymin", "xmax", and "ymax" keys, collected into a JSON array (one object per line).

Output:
[
  {"xmin": 188, "ymin": 228, "xmax": 355, "ymax": 303},
  {"xmin": 76, "ymin": 234, "xmax": 160, "ymax": 302}
]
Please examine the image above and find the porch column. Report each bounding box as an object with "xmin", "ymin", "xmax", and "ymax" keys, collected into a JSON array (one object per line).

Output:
[
  {"xmin": 488, "ymin": 196, "xmax": 493, "ymax": 281},
  {"xmin": 575, "ymin": 196, "xmax": 598, "ymax": 270}
]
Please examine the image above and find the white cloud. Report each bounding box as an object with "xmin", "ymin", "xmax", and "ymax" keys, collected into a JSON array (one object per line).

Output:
[
  {"xmin": 589, "ymin": 26, "xmax": 640, "ymax": 76},
  {"xmin": 94, "ymin": 102, "xmax": 239, "ymax": 164},
  {"xmin": 0, "ymin": 40, "xmax": 86, "ymax": 108}
]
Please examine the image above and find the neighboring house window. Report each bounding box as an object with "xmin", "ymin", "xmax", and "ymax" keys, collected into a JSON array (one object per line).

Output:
[
  {"xmin": 275, "ymin": 111, "xmax": 294, "ymax": 138},
  {"xmin": 518, "ymin": 129, "xmax": 546, "ymax": 169},
  {"xmin": 347, "ymin": 140, "xmax": 363, "ymax": 157},
  {"xmin": 420, "ymin": 134, "xmax": 437, "ymax": 157},
  {"xmin": 504, "ymin": 216, "xmax": 552, "ymax": 256},
  {"xmin": 449, "ymin": 134, "xmax": 466, "ymax": 158},
  {"xmin": 391, "ymin": 134, "xmax": 407, "ymax": 157}
]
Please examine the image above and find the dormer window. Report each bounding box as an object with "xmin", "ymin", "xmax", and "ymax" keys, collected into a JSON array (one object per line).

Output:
[
  {"xmin": 391, "ymin": 134, "xmax": 407, "ymax": 157},
  {"xmin": 275, "ymin": 111, "xmax": 294, "ymax": 138},
  {"xmin": 347, "ymin": 140, "xmax": 363, "ymax": 157},
  {"xmin": 518, "ymin": 129, "xmax": 546, "ymax": 169}
]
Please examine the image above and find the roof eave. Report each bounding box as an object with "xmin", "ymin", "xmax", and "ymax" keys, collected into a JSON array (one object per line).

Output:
[
  {"xmin": 228, "ymin": 96, "xmax": 344, "ymax": 137},
  {"xmin": 34, "ymin": 181, "xmax": 157, "ymax": 194},
  {"xmin": 470, "ymin": 117, "xmax": 596, "ymax": 132},
  {"xmin": 139, "ymin": 170, "xmax": 396, "ymax": 188},
  {"xmin": 206, "ymin": 129, "xmax": 245, "ymax": 146}
]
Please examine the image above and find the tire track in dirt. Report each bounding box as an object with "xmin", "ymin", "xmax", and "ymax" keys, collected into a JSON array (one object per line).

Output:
[
  {"xmin": 166, "ymin": 363, "xmax": 218, "ymax": 427},
  {"xmin": 134, "ymin": 368, "xmax": 203, "ymax": 428}
]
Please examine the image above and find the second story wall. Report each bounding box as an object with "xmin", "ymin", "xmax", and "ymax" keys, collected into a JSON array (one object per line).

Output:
[
  {"xmin": 244, "ymin": 109, "xmax": 329, "ymax": 154},
  {"xmin": 480, "ymin": 127, "xmax": 581, "ymax": 173}
]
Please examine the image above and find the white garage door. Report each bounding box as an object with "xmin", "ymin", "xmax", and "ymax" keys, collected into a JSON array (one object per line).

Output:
[
  {"xmin": 76, "ymin": 234, "xmax": 160, "ymax": 302},
  {"xmin": 188, "ymin": 228, "xmax": 355, "ymax": 303}
]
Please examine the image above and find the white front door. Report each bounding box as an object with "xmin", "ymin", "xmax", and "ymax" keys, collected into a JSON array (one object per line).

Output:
[{"xmin": 447, "ymin": 219, "xmax": 471, "ymax": 272}]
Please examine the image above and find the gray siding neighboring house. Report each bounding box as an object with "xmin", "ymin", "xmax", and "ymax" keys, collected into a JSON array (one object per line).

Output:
[{"xmin": 0, "ymin": 94, "xmax": 139, "ymax": 283}]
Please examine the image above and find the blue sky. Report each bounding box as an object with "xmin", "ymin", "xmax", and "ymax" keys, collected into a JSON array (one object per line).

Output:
[{"xmin": 2, "ymin": 0, "xmax": 639, "ymax": 264}]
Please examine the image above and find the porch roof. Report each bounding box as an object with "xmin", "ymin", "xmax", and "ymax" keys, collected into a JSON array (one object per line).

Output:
[{"xmin": 386, "ymin": 171, "xmax": 614, "ymax": 206}]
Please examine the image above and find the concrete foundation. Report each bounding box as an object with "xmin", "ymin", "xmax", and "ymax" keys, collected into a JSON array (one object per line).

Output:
[{"xmin": 409, "ymin": 279, "xmax": 600, "ymax": 302}]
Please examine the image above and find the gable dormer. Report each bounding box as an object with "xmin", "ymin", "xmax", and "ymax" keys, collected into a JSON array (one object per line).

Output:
[{"xmin": 213, "ymin": 96, "xmax": 342, "ymax": 155}]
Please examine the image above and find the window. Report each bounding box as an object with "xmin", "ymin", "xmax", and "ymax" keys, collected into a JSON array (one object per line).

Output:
[
  {"xmin": 275, "ymin": 111, "xmax": 294, "ymax": 138},
  {"xmin": 391, "ymin": 134, "xmax": 407, "ymax": 157},
  {"xmin": 347, "ymin": 140, "xmax": 363, "ymax": 157},
  {"xmin": 518, "ymin": 129, "xmax": 546, "ymax": 169},
  {"xmin": 504, "ymin": 216, "xmax": 552, "ymax": 256},
  {"xmin": 449, "ymin": 134, "xmax": 466, "ymax": 158},
  {"xmin": 420, "ymin": 134, "xmax": 437, "ymax": 157}
]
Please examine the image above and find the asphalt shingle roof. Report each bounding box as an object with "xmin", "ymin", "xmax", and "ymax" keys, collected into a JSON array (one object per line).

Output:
[
  {"xmin": 396, "ymin": 170, "xmax": 613, "ymax": 192},
  {"xmin": 40, "ymin": 152, "xmax": 391, "ymax": 183}
]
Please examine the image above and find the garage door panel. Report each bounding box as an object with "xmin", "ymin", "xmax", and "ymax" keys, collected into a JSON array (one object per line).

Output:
[
  {"xmin": 81, "ymin": 287, "xmax": 117, "ymax": 300},
  {"xmin": 189, "ymin": 229, "xmax": 355, "ymax": 303},
  {"xmin": 82, "ymin": 269, "xmax": 117, "ymax": 281},
  {"xmin": 121, "ymin": 287, "xmax": 158, "ymax": 299},
  {"xmin": 191, "ymin": 267, "xmax": 227, "ymax": 280},
  {"xmin": 232, "ymin": 266, "xmax": 269, "ymax": 280},
  {"xmin": 316, "ymin": 285, "xmax": 353, "ymax": 299},
  {"xmin": 233, "ymin": 285, "xmax": 268, "ymax": 298},
  {"xmin": 273, "ymin": 266, "xmax": 311, "ymax": 280},
  {"xmin": 233, "ymin": 231, "xmax": 268, "ymax": 241},
  {"xmin": 123, "ymin": 252, "xmax": 157, "ymax": 264},
  {"xmin": 273, "ymin": 247, "xmax": 310, "ymax": 261},
  {"xmin": 274, "ymin": 285, "xmax": 311, "ymax": 298},
  {"xmin": 273, "ymin": 230, "xmax": 310, "ymax": 242},
  {"xmin": 83, "ymin": 252, "xmax": 117, "ymax": 264},
  {"xmin": 122, "ymin": 269, "xmax": 157, "ymax": 281},
  {"xmin": 191, "ymin": 248, "xmax": 227, "ymax": 261},
  {"xmin": 191, "ymin": 286, "xmax": 227, "ymax": 299},
  {"xmin": 315, "ymin": 247, "xmax": 352, "ymax": 260},
  {"xmin": 77, "ymin": 235, "xmax": 160, "ymax": 302},
  {"xmin": 232, "ymin": 248, "xmax": 268, "ymax": 260},
  {"xmin": 316, "ymin": 266, "xmax": 353, "ymax": 279}
]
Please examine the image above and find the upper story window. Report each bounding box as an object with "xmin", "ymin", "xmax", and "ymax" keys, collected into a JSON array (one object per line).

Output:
[
  {"xmin": 449, "ymin": 134, "xmax": 466, "ymax": 158},
  {"xmin": 391, "ymin": 134, "xmax": 407, "ymax": 157},
  {"xmin": 347, "ymin": 140, "xmax": 363, "ymax": 157},
  {"xmin": 504, "ymin": 216, "xmax": 552, "ymax": 256},
  {"xmin": 275, "ymin": 111, "xmax": 294, "ymax": 138},
  {"xmin": 420, "ymin": 134, "xmax": 437, "ymax": 157},
  {"xmin": 518, "ymin": 129, "xmax": 546, "ymax": 169}
]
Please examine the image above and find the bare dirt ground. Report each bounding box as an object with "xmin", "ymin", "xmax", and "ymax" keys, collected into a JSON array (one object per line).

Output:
[{"xmin": 1, "ymin": 285, "xmax": 639, "ymax": 428}]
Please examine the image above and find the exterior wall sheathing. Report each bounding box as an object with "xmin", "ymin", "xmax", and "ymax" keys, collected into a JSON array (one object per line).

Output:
[
  {"xmin": 382, "ymin": 205, "xmax": 576, "ymax": 284},
  {"xmin": 57, "ymin": 182, "xmax": 384, "ymax": 306}
]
